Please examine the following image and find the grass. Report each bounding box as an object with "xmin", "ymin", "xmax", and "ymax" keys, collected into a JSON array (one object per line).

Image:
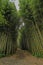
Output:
[{"xmin": 0, "ymin": 53, "xmax": 5, "ymax": 58}]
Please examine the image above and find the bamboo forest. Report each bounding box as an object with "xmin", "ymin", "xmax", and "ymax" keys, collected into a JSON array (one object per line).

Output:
[{"xmin": 0, "ymin": 0, "xmax": 43, "ymax": 65}]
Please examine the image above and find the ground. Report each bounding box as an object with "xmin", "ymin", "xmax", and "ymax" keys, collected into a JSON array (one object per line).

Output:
[{"xmin": 0, "ymin": 49, "xmax": 43, "ymax": 65}]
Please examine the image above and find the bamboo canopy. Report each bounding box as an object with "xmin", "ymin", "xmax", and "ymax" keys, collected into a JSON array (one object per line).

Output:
[
  {"xmin": 19, "ymin": 0, "xmax": 43, "ymax": 57},
  {"xmin": 0, "ymin": 0, "xmax": 43, "ymax": 58},
  {"xmin": 0, "ymin": 0, "xmax": 19, "ymax": 57}
]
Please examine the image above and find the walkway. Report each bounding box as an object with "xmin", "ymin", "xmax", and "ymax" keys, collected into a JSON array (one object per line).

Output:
[{"xmin": 0, "ymin": 49, "xmax": 43, "ymax": 65}]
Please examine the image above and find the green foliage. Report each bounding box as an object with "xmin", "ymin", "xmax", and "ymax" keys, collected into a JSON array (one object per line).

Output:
[
  {"xmin": 4, "ymin": 2, "xmax": 18, "ymax": 26},
  {"xmin": 0, "ymin": 0, "xmax": 9, "ymax": 15},
  {"xmin": 28, "ymin": 0, "xmax": 43, "ymax": 34},
  {"xmin": 19, "ymin": 0, "xmax": 33, "ymax": 21},
  {"xmin": 19, "ymin": 0, "xmax": 43, "ymax": 57},
  {"xmin": 0, "ymin": 0, "xmax": 19, "ymax": 56},
  {"xmin": 0, "ymin": 12, "xmax": 7, "ymax": 25}
]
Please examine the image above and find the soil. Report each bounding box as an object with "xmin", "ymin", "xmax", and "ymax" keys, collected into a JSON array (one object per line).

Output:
[{"xmin": 0, "ymin": 49, "xmax": 43, "ymax": 65}]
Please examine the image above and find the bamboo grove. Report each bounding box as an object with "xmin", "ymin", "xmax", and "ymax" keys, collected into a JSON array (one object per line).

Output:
[
  {"xmin": 19, "ymin": 0, "xmax": 43, "ymax": 57},
  {"xmin": 0, "ymin": 0, "xmax": 43, "ymax": 57},
  {"xmin": 0, "ymin": 0, "xmax": 19, "ymax": 57}
]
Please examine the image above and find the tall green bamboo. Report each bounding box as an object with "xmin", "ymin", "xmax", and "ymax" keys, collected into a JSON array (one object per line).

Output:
[
  {"xmin": 19, "ymin": 0, "xmax": 43, "ymax": 57},
  {"xmin": 0, "ymin": 0, "xmax": 19, "ymax": 56}
]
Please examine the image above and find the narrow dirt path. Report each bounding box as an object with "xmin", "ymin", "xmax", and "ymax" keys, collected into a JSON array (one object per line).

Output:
[{"xmin": 0, "ymin": 49, "xmax": 43, "ymax": 65}]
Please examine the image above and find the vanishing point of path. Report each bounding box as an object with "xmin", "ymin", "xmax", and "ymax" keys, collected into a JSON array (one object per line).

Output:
[{"xmin": 0, "ymin": 49, "xmax": 43, "ymax": 65}]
